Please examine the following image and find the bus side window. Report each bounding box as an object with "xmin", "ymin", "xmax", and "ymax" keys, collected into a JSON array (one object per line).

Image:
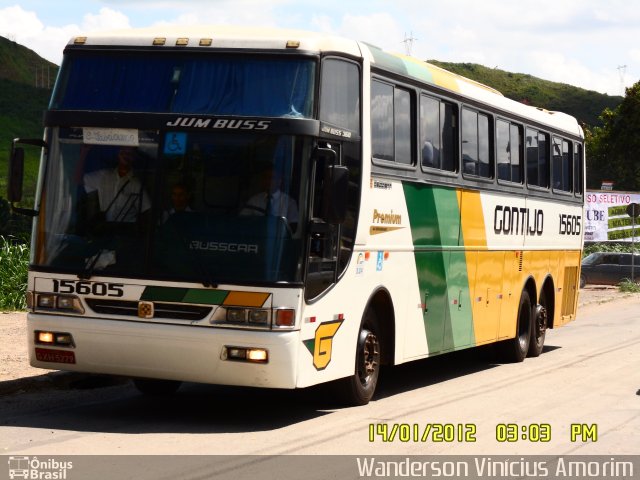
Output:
[
  {"xmin": 461, "ymin": 107, "xmax": 493, "ymax": 179},
  {"xmin": 420, "ymin": 94, "xmax": 442, "ymax": 170},
  {"xmin": 371, "ymin": 79, "xmax": 414, "ymax": 165}
]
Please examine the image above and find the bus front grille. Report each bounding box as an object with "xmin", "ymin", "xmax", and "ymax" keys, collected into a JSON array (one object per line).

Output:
[{"xmin": 85, "ymin": 299, "xmax": 212, "ymax": 321}]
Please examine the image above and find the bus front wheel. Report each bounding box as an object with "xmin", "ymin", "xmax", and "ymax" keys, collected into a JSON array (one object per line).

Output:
[{"xmin": 340, "ymin": 310, "xmax": 381, "ymax": 406}]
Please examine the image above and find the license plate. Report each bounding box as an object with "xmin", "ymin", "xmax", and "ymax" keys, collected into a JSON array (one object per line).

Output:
[{"xmin": 35, "ymin": 348, "xmax": 76, "ymax": 364}]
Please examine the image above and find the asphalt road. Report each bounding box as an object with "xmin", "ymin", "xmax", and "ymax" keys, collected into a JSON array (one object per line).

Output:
[{"xmin": 1, "ymin": 295, "xmax": 638, "ymax": 473}]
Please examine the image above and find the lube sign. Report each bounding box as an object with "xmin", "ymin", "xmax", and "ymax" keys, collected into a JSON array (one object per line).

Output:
[{"xmin": 585, "ymin": 190, "xmax": 640, "ymax": 242}]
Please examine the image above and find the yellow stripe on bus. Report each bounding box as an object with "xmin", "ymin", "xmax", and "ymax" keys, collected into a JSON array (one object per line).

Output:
[{"xmin": 223, "ymin": 291, "xmax": 271, "ymax": 308}]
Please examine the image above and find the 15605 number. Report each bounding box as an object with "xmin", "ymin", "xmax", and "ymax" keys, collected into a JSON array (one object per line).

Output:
[{"xmin": 52, "ymin": 279, "xmax": 124, "ymax": 297}]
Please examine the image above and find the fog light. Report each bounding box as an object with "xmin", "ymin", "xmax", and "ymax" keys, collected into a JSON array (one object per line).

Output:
[
  {"xmin": 248, "ymin": 309, "xmax": 269, "ymax": 324},
  {"xmin": 37, "ymin": 294, "xmax": 55, "ymax": 308},
  {"xmin": 274, "ymin": 309, "xmax": 295, "ymax": 327},
  {"xmin": 226, "ymin": 308, "xmax": 246, "ymax": 323},
  {"xmin": 224, "ymin": 346, "xmax": 268, "ymax": 363},
  {"xmin": 37, "ymin": 331, "xmax": 55, "ymax": 344},
  {"xmin": 246, "ymin": 348, "xmax": 268, "ymax": 363}
]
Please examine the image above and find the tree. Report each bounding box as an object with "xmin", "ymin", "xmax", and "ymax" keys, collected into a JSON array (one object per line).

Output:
[{"xmin": 586, "ymin": 81, "xmax": 640, "ymax": 191}]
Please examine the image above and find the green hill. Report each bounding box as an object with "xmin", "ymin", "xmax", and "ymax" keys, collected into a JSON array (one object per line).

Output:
[
  {"xmin": 0, "ymin": 35, "xmax": 58, "ymax": 85},
  {"xmin": 0, "ymin": 36, "xmax": 57, "ymax": 234},
  {"xmin": 0, "ymin": 36, "xmax": 57, "ymax": 150},
  {"xmin": 428, "ymin": 60, "xmax": 622, "ymax": 127}
]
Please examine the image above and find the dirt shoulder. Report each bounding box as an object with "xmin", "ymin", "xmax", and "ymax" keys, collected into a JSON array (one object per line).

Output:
[{"xmin": 1, "ymin": 285, "xmax": 637, "ymax": 390}]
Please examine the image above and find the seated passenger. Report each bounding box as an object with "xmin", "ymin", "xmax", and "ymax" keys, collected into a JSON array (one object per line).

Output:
[
  {"xmin": 162, "ymin": 183, "xmax": 193, "ymax": 223},
  {"xmin": 83, "ymin": 146, "xmax": 151, "ymax": 223},
  {"xmin": 240, "ymin": 166, "xmax": 298, "ymax": 223}
]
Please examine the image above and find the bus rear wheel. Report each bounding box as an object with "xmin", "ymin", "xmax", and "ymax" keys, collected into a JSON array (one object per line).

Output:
[
  {"xmin": 528, "ymin": 291, "xmax": 548, "ymax": 357},
  {"xmin": 340, "ymin": 310, "xmax": 381, "ymax": 406},
  {"xmin": 499, "ymin": 290, "xmax": 532, "ymax": 363},
  {"xmin": 133, "ymin": 378, "xmax": 182, "ymax": 396}
]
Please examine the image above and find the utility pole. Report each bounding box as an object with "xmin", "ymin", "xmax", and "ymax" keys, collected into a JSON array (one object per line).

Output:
[
  {"xmin": 402, "ymin": 32, "xmax": 417, "ymax": 57},
  {"xmin": 617, "ymin": 65, "xmax": 627, "ymax": 96}
]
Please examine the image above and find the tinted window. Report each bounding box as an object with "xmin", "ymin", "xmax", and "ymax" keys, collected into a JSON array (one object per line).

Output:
[
  {"xmin": 394, "ymin": 88, "xmax": 412, "ymax": 164},
  {"xmin": 420, "ymin": 94, "xmax": 457, "ymax": 171},
  {"xmin": 462, "ymin": 109, "xmax": 478, "ymax": 175},
  {"xmin": 462, "ymin": 108, "xmax": 492, "ymax": 178},
  {"xmin": 320, "ymin": 59, "xmax": 360, "ymax": 133},
  {"xmin": 497, "ymin": 120, "xmax": 523, "ymax": 182},
  {"xmin": 371, "ymin": 81, "xmax": 394, "ymax": 161},
  {"xmin": 420, "ymin": 95, "xmax": 440, "ymax": 168},
  {"xmin": 574, "ymin": 143, "xmax": 583, "ymax": 194},
  {"xmin": 371, "ymin": 80, "xmax": 414, "ymax": 165},
  {"xmin": 510, "ymin": 123, "xmax": 522, "ymax": 183},
  {"xmin": 553, "ymin": 136, "xmax": 572, "ymax": 192},
  {"xmin": 526, "ymin": 128, "xmax": 549, "ymax": 188},
  {"xmin": 53, "ymin": 54, "xmax": 316, "ymax": 117}
]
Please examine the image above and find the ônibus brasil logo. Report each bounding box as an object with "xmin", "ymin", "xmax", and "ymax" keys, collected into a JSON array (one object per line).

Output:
[{"xmin": 7, "ymin": 456, "xmax": 73, "ymax": 479}]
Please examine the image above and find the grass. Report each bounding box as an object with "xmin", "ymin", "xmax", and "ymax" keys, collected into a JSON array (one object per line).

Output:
[
  {"xmin": 618, "ymin": 279, "xmax": 640, "ymax": 293},
  {"xmin": 0, "ymin": 235, "xmax": 29, "ymax": 311}
]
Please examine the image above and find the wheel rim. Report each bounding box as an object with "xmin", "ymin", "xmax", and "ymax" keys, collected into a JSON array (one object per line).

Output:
[
  {"xmin": 518, "ymin": 301, "xmax": 530, "ymax": 350},
  {"xmin": 534, "ymin": 304, "xmax": 547, "ymax": 343},
  {"xmin": 358, "ymin": 330, "xmax": 380, "ymax": 387}
]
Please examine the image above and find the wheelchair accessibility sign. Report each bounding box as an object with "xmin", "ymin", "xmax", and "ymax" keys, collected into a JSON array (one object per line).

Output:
[{"xmin": 164, "ymin": 132, "xmax": 187, "ymax": 155}]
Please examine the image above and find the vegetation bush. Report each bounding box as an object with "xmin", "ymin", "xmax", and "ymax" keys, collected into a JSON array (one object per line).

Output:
[
  {"xmin": 618, "ymin": 279, "xmax": 640, "ymax": 293},
  {"xmin": 0, "ymin": 235, "xmax": 29, "ymax": 311},
  {"xmin": 583, "ymin": 242, "xmax": 637, "ymax": 257}
]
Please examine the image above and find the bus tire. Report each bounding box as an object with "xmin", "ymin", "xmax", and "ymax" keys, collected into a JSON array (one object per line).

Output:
[
  {"xmin": 340, "ymin": 310, "xmax": 381, "ymax": 406},
  {"xmin": 133, "ymin": 378, "xmax": 182, "ymax": 395},
  {"xmin": 500, "ymin": 290, "xmax": 532, "ymax": 363},
  {"xmin": 528, "ymin": 290, "xmax": 548, "ymax": 357}
]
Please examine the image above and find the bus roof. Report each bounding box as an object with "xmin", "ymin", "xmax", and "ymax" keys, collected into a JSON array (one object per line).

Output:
[
  {"xmin": 362, "ymin": 43, "xmax": 583, "ymax": 137},
  {"xmin": 67, "ymin": 25, "xmax": 363, "ymax": 57},
  {"xmin": 67, "ymin": 25, "xmax": 582, "ymax": 137}
]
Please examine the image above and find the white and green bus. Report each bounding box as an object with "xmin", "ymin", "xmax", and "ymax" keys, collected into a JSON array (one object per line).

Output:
[{"xmin": 8, "ymin": 26, "xmax": 584, "ymax": 405}]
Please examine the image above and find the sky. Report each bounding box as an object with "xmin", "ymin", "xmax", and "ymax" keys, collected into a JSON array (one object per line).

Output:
[{"xmin": 1, "ymin": 0, "xmax": 638, "ymax": 96}]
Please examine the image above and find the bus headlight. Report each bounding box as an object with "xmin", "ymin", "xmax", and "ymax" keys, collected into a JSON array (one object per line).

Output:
[
  {"xmin": 37, "ymin": 294, "xmax": 56, "ymax": 309},
  {"xmin": 226, "ymin": 308, "xmax": 246, "ymax": 323},
  {"xmin": 34, "ymin": 293, "xmax": 85, "ymax": 314},
  {"xmin": 213, "ymin": 306, "xmax": 296, "ymax": 330},
  {"xmin": 248, "ymin": 309, "xmax": 269, "ymax": 325}
]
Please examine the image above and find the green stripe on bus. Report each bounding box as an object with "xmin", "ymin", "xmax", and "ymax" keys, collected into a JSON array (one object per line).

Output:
[
  {"xmin": 141, "ymin": 286, "xmax": 228, "ymax": 305},
  {"xmin": 403, "ymin": 183, "xmax": 475, "ymax": 352},
  {"xmin": 182, "ymin": 289, "xmax": 229, "ymax": 305},
  {"xmin": 141, "ymin": 286, "xmax": 189, "ymax": 302}
]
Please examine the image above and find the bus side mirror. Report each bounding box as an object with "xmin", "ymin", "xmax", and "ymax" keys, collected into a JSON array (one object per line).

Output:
[
  {"xmin": 323, "ymin": 165, "xmax": 349, "ymax": 224},
  {"xmin": 8, "ymin": 147, "xmax": 25, "ymax": 203},
  {"xmin": 7, "ymin": 138, "xmax": 48, "ymax": 216}
]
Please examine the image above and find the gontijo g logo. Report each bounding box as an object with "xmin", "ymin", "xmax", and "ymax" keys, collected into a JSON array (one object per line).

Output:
[
  {"xmin": 303, "ymin": 319, "xmax": 344, "ymax": 370},
  {"xmin": 8, "ymin": 456, "xmax": 73, "ymax": 479}
]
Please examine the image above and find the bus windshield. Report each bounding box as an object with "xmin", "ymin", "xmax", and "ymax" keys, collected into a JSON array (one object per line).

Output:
[
  {"xmin": 33, "ymin": 128, "xmax": 311, "ymax": 285},
  {"xmin": 51, "ymin": 52, "xmax": 316, "ymax": 118}
]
